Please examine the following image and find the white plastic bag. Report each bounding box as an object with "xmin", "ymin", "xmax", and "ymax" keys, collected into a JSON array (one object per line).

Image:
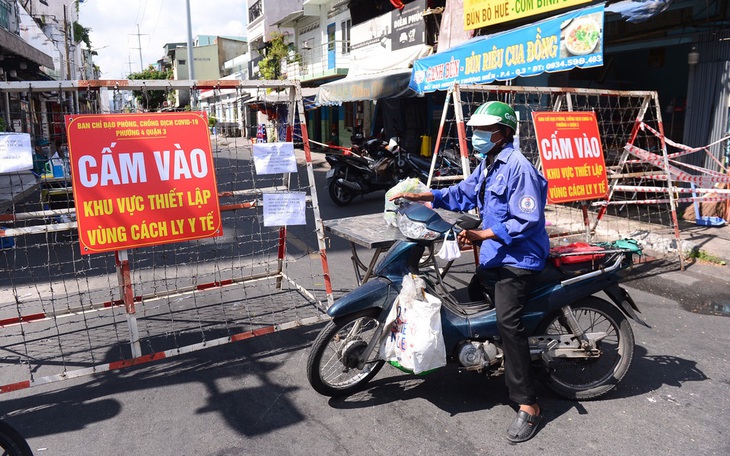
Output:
[
  {"xmin": 383, "ymin": 177, "xmax": 429, "ymax": 227},
  {"xmin": 436, "ymin": 228, "xmax": 461, "ymax": 261},
  {"xmin": 379, "ymin": 274, "xmax": 447, "ymax": 374}
]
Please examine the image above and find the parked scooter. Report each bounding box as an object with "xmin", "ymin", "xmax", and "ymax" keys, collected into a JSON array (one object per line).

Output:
[
  {"xmin": 307, "ymin": 201, "xmax": 647, "ymax": 399},
  {"xmin": 325, "ymin": 135, "xmax": 458, "ymax": 206}
]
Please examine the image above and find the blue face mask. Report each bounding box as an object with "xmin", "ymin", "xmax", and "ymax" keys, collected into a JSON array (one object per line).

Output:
[{"xmin": 471, "ymin": 129, "xmax": 498, "ymax": 157}]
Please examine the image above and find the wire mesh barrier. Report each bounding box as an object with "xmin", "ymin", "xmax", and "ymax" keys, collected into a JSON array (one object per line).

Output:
[
  {"xmin": 427, "ymin": 84, "xmax": 723, "ymax": 257},
  {"xmin": 0, "ymin": 80, "xmax": 332, "ymax": 393}
]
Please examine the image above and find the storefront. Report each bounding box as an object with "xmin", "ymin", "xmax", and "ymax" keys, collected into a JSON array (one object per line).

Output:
[{"xmin": 314, "ymin": 0, "xmax": 434, "ymax": 153}]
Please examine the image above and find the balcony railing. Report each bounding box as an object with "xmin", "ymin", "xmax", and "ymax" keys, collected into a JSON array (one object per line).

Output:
[
  {"xmin": 248, "ymin": 0, "xmax": 262, "ymax": 24},
  {"xmin": 284, "ymin": 40, "xmax": 351, "ymax": 81}
]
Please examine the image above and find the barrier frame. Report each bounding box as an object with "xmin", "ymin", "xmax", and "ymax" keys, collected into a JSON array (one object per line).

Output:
[{"xmin": 0, "ymin": 78, "xmax": 333, "ymax": 393}]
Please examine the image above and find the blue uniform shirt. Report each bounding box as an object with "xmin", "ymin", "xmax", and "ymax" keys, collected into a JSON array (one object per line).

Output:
[{"xmin": 431, "ymin": 142, "xmax": 549, "ymax": 271}]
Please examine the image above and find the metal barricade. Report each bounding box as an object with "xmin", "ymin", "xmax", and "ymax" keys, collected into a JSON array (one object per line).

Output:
[{"xmin": 0, "ymin": 79, "xmax": 332, "ymax": 394}]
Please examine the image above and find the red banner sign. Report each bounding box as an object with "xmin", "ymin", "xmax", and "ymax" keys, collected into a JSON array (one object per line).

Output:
[
  {"xmin": 65, "ymin": 112, "xmax": 222, "ymax": 254},
  {"xmin": 532, "ymin": 111, "xmax": 608, "ymax": 204}
]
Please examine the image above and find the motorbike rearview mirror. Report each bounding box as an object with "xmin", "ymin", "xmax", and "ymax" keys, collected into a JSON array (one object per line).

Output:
[{"xmin": 386, "ymin": 138, "xmax": 398, "ymax": 152}]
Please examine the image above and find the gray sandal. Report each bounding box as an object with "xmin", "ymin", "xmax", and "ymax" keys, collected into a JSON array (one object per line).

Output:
[{"xmin": 506, "ymin": 410, "xmax": 544, "ymax": 443}]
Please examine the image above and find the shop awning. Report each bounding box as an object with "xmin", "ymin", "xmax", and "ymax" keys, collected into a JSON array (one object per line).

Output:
[
  {"xmin": 0, "ymin": 27, "xmax": 54, "ymax": 69},
  {"xmin": 316, "ymin": 44, "xmax": 432, "ymax": 105},
  {"xmin": 316, "ymin": 69, "xmax": 416, "ymax": 105},
  {"xmin": 242, "ymin": 87, "xmax": 319, "ymax": 111}
]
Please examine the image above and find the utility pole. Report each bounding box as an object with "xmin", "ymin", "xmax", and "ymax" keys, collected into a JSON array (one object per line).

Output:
[
  {"xmin": 130, "ymin": 25, "xmax": 148, "ymax": 72},
  {"xmin": 185, "ymin": 0, "xmax": 196, "ymax": 109},
  {"xmin": 185, "ymin": 0, "xmax": 195, "ymax": 80},
  {"xmin": 137, "ymin": 24, "xmax": 144, "ymax": 71},
  {"xmin": 63, "ymin": 5, "xmax": 71, "ymax": 79}
]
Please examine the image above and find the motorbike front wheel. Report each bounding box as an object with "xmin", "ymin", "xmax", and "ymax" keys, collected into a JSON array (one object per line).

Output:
[
  {"xmin": 328, "ymin": 180, "xmax": 355, "ymax": 206},
  {"xmin": 0, "ymin": 421, "xmax": 33, "ymax": 456},
  {"xmin": 535, "ymin": 296, "xmax": 635, "ymax": 400},
  {"xmin": 307, "ymin": 309, "xmax": 385, "ymax": 397}
]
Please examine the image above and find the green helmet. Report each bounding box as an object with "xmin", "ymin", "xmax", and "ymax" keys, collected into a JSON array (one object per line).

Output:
[{"xmin": 466, "ymin": 101, "xmax": 517, "ymax": 132}]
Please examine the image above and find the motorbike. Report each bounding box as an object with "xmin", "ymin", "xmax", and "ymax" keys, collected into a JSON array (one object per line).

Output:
[
  {"xmin": 325, "ymin": 135, "xmax": 459, "ymax": 206},
  {"xmin": 307, "ymin": 202, "xmax": 648, "ymax": 400}
]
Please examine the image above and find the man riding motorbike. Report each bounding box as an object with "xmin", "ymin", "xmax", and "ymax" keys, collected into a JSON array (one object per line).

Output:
[{"xmin": 389, "ymin": 101, "xmax": 549, "ymax": 443}]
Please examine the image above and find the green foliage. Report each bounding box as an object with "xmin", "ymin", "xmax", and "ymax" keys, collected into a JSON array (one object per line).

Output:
[
  {"xmin": 259, "ymin": 32, "xmax": 302, "ymax": 80},
  {"xmin": 687, "ymin": 248, "xmax": 726, "ymax": 265},
  {"xmin": 127, "ymin": 65, "xmax": 173, "ymax": 111},
  {"xmin": 208, "ymin": 116, "xmax": 218, "ymax": 127},
  {"xmin": 73, "ymin": 21, "xmax": 92, "ymax": 49}
]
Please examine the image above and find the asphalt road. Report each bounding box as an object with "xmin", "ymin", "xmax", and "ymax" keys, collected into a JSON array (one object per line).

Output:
[
  {"xmin": 0, "ymin": 279, "xmax": 727, "ymax": 456},
  {"xmin": 1, "ymin": 148, "xmax": 728, "ymax": 455}
]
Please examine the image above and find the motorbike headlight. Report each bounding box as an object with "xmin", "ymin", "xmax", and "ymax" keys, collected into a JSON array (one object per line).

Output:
[{"xmin": 396, "ymin": 212, "xmax": 441, "ymax": 240}]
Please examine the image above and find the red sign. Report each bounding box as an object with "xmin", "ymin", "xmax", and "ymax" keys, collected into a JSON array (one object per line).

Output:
[
  {"xmin": 65, "ymin": 112, "xmax": 222, "ymax": 254},
  {"xmin": 532, "ymin": 111, "xmax": 608, "ymax": 204}
]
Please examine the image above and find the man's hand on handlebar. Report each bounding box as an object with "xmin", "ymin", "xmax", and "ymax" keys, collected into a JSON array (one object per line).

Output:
[
  {"xmin": 457, "ymin": 229, "xmax": 473, "ymax": 247},
  {"xmin": 458, "ymin": 228, "xmax": 496, "ymax": 248}
]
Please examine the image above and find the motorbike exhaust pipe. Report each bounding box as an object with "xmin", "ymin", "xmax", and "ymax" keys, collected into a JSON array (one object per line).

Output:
[{"xmin": 336, "ymin": 178, "xmax": 363, "ymax": 192}]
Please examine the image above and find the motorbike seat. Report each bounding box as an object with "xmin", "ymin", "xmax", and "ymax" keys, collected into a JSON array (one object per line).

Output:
[
  {"xmin": 405, "ymin": 153, "xmax": 434, "ymax": 170},
  {"xmin": 534, "ymin": 262, "xmax": 565, "ymax": 282}
]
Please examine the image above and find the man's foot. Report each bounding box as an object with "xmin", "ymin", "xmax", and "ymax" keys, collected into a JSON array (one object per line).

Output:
[{"xmin": 506, "ymin": 406, "xmax": 543, "ymax": 444}]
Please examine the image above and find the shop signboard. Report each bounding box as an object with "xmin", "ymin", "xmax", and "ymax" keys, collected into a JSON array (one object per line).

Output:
[
  {"xmin": 351, "ymin": 0, "xmax": 426, "ymax": 57},
  {"xmin": 65, "ymin": 112, "xmax": 222, "ymax": 254},
  {"xmin": 410, "ymin": 4, "xmax": 604, "ymax": 93},
  {"xmin": 532, "ymin": 111, "xmax": 608, "ymax": 204},
  {"xmin": 463, "ymin": 0, "xmax": 592, "ymax": 30}
]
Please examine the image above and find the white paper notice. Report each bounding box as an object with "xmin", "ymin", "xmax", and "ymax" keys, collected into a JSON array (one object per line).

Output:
[
  {"xmin": 263, "ymin": 193, "xmax": 306, "ymax": 227},
  {"xmin": 253, "ymin": 142, "xmax": 297, "ymax": 175},
  {"xmin": 0, "ymin": 133, "xmax": 32, "ymax": 174}
]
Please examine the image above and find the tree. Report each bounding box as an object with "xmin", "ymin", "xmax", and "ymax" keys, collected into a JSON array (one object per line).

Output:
[
  {"xmin": 259, "ymin": 32, "xmax": 302, "ymax": 80},
  {"xmin": 127, "ymin": 65, "xmax": 173, "ymax": 111},
  {"xmin": 73, "ymin": 21, "xmax": 92, "ymax": 49}
]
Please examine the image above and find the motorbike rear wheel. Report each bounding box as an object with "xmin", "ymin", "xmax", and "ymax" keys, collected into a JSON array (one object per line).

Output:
[
  {"xmin": 328, "ymin": 180, "xmax": 355, "ymax": 206},
  {"xmin": 307, "ymin": 309, "xmax": 385, "ymax": 397},
  {"xmin": 535, "ymin": 297, "xmax": 635, "ymax": 400}
]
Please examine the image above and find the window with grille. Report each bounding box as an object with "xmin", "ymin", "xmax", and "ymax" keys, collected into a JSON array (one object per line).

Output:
[{"xmin": 341, "ymin": 19, "xmax": 351, "ymax": 54}]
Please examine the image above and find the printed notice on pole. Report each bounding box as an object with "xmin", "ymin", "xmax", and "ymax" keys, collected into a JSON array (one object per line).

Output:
[
  {"xmin": 253, "ymin": 142, "xmax": 297, "ymax": 175},
  {"xmin": 65, "ymin": 112, "xmax": 222, "ymax": 254},
  {"xmin": 532, "ymin": 111, "xmax": 608, "ymax": 204},
  {"xmin": 263, "ymin": 193, "xmax": 306, "ymax": 227}
]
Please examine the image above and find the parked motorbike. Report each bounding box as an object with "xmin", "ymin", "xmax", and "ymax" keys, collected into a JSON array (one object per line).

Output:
[
  {"xmin": 325, "ymin": 135, "xmax": 459, "ymax": 206},
  {"xmin": 307, "ymin": 201, "xmax": 648, "ymax": 399}
]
